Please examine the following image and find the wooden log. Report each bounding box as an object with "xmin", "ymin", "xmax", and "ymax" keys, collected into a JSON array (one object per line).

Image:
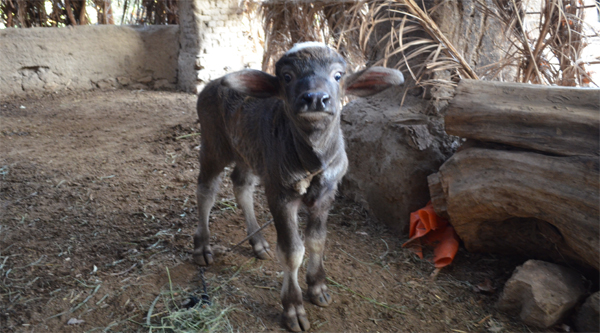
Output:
[
  {"xmin": 428, "ymin": 147, "xmax": 599, "ymax": 270},
  {"xmin": 445, "ymin": 80, "xmax": 600, "ymax": 157}
]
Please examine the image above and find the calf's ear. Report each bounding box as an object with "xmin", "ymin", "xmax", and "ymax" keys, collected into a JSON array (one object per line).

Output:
[
  {"xmin": 221, "ymin": 69, "xmax": 280, "ymax": 99},
  {"xmin": 343, "ymin": 67, "xmax": 404, "ymax": 97}
]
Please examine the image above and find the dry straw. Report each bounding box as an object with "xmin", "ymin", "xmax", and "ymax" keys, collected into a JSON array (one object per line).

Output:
[
  {"xmin": 0, "ymin": 0, "xmax": 177, "ymax": 27},
  {"xmin": 259, "ymin": 0, "xmax": 598, "ymax": 87},
  {"xmin": 258, "ymin": 0, "xmax": 475, "ymax": 91},
  {"xmin": 476, "ymin": 0, "xmax": 597, "ymax": 86}
]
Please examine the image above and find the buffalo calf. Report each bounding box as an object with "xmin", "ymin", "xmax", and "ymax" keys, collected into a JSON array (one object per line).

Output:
[{"xmin": 194, "ymin": 42, "xmax": 404, "ymax": 331}]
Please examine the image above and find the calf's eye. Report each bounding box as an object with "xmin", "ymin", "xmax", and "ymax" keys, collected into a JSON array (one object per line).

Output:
[
  {"xmin": 283, "ymin": 73, "xmax": 292, "ymax": 83},
  {"xmin": 334, "ymin": 72, "xmax": 343, "ymax": 82}
]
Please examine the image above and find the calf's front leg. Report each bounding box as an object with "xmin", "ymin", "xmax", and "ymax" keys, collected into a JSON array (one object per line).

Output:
[
  {"xmin": 268, "ymin": 194, "xmax": 310, "ymax": 332},
  {"xmin": 305, "ymin": 190, "xmax": 335, "ymax": 307}
]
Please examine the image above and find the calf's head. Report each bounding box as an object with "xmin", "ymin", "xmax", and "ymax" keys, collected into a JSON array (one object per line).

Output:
[{"xmin": 222, "ymin": 42, "xmax": 404, "ymax": 130}]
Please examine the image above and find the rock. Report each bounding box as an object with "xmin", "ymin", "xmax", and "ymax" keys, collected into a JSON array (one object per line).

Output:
[
  {"xmin": 137, "ymin": 75, "xmax": 153, "ymax": 84},
  {"xmin": 130, "ymin": 83, "xmax": 148, "ymax": 90},
  {"xmin": 196, "ymin": 69, "xmax": 211, "ymax": 83},
  {"xmin": 96, "ymin": 78, "xmax": 117, "ymax": 90},
  {"xmin": 340, "ymin": 86, "xmax": 458, "ymax": 233},
  {"xmin": 21, "ymin": 72, "xmax": 45, "ymax": 92},
  {"xmin": 498, "ymin": 260, "xmax": 588, "ymax": 328},
  {"xmin": 117, "ymin": 76, "xmax": 131, "ymax": 86},
  {"xmin": 37, "ymin": 68, "xmax": 60, "ymax": 84},
  {"xmin": 575, "ymin": 292, "xmax": 599, "ymax": 333},
  {"xmin": 43, "ymin": 82, "xmax": 60, "ymax": 92},
  {"xmin": 154, "ymin": 79, "xmax": 176, "ymax": 90}
]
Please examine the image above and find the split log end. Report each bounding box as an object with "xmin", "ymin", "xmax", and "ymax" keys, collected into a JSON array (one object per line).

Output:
[{"xmin": 428, "ymin": 172, "xmax": 449, "ymax": 219}]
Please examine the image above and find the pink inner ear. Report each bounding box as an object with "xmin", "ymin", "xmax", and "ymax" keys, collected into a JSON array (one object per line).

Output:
[
  {"xmin": 348, "ymin": 72, "xmax": 392, "ymax": 89},
  {"xmin": 348, "ymin": 80, "xmax": 387, "ymax": 89},
  {"xmin": 241, "ymin": 74, "xmax": 276, "ymax": 93},
  {"xmin": 347, "ymin": 79, "xmax": 390, "ymax": 93}
]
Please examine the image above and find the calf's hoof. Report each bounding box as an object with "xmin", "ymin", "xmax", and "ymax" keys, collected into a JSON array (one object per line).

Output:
[
  {"xmin": 193, "ymin": 246, "xmax": 214, "ymax": 266},
  {"xmin": 250, "ymin": 237, "xmax": 273, "ymax": 260},
  {"xmin": 255, "ymin": 248, "xmax": 273, "ymax": 260},
  {"xmin": 308, "ymin": 285, "xmax": 333, "ymax": 307},
  {"xmin": 282, "ymin": 305, "xmax": 310, "ymax": 332}
]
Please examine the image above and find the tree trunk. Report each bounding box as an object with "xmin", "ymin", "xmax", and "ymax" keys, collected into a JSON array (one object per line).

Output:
[
  {"xmin": 429, "ymin": 146, "xmax": 599, "ymax": 270},
  {"xmin": 430, "ymin": 80, "xmax": 600, "ymax": 271},
  {"xmin": 445, "ymin": 79, "xmax": 599, "ymax": 157}
]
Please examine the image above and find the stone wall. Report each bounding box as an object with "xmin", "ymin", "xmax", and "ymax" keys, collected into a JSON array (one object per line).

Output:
[
  {"xmin": 0, "ymin": 25, "xmax": 179, "ymax": 98},
  {"xmin": 178, "ymin": 0, "xmax": 263, "ymax": 93}
]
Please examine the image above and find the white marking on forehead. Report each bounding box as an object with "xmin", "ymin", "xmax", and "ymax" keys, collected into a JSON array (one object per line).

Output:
[{"xmin": 285, "ymin": 42, "xmax": 329, "ymax": 55}]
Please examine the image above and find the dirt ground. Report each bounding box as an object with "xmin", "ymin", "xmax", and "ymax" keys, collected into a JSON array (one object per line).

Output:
[{"xmin": 1, "ymin": 89, "xmax": 536, "ymax": 332}]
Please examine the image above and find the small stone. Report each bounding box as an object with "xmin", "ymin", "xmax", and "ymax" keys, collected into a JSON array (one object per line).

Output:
[
  {"xmin": 137, "ymin": 76, "xmax": 153, "ymax": 84},
  {"xmin": 130, "ymin": 83, "xmax": 147, "ymax": 90},
  {"xmin": 497, "ymin": 260, "xmax": 588, "ymax": 328},
  {"xmin": 67, "ymin": 318, "xmax": 85, "ymax": 325},
  {"xmin": 196, "ymin": 69, "xmax": 211, "ymax": 83},
  {"xmin": 96, "ymin": 78, "xmax": 117, "ymax": 90},
  {"xmin": 43, "ymin": 82, "xmax": 59, "ymax": 92},
  {"xmin": 194, "ymin": 58, "xmax": 204, "ymax": 70},
  {"xmin": 117, "ymin": 77, "xmax": 131, "ymax": 86}
]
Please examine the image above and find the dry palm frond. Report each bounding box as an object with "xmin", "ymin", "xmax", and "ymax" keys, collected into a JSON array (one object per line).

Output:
[
  {"xmin": 260, "ymin": 1, "xmax": 472, "ymax": 92},
  {"xmin": 322, "ymin": 1, "xmax": 370, "ymax": 71},
  {"xmin": 1, "ymin": 0, "xmax": 51, "ymax": 27},
  {"xmin": 0, "ymin": 0, "xmax": 178, "ymax": 27},
  {"xmin": 1, "ymin": 0, "xmax": 90, "ymax": 27},
  {"xmin": 91, "ymin": 0, "xmax": 113, "ymax": 24},
  {"xmin": 261, "ymin": 2, "xmax": 328, "ymax": 72},
  {"xmin": 476, "ymin": 0, "xmax": 597, "ymax": 86},
  {"xmin": 400, "ymin": 0, "xmax": 478, "ymax": 80},
  {"xmin": 259, "ymin": 1, "xmax": 377, "ymax": 73},
  {"xmin": 120, "ymin": 0, "xmax": 178, "ymax": 25},
  {"xmin": 358, "ymin": 1, "xmax": 470, "ymax": 90}
]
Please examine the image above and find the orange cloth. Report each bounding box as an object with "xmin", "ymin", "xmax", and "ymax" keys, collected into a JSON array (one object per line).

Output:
[{"xmin": 402, "ymin": 202, "xmax": 459, "ymax": 268}]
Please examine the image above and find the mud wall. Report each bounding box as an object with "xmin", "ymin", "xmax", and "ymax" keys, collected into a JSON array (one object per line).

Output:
[
  {"xmin": 0, "ymin": 25, "xmax": 179, "ymax": 97},
  {"xmin": 0, "ymin": 0, "xmax": 263, "ymax": 98}
]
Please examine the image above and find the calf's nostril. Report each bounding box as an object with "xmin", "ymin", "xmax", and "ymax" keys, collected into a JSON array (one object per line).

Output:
[
  {"xmin": 300, "ymin": 92, "xmax": 330, "ymax": 110},
  {"xmin": 302, "ymin": 93, "xmax": 314, "ymax": 105}
]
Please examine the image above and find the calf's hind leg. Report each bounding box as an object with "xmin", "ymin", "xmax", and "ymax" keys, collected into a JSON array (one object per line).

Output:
[
  {"xmin": 231, "ymin": 166, "xmax": 272, "ymax": 259},
  {"xmin": 193, "ymin": 147, "xmax": 227, "ymax": 266}
]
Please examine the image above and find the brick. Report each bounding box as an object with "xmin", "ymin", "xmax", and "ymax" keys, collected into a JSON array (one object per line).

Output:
[
  {"xmin": 212, "ymin": 26, "xmax": 231, "ymax": 34},
  {"xmin": 225, "ymin": 21, "xmax": 240, "ymax": 28},
  {"xmin": 216, "ymin": 0, "xmax": 229, "ymax": 8}
]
